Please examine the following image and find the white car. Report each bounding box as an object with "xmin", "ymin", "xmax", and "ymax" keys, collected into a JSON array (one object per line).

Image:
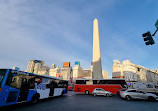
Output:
[
  {"xmin": 120, "ymin": 89, "xmax": 158, "ymax": 101},
  {"xmin": 92, "ymin": 88, "xmax": 112, "ymax": 97}
]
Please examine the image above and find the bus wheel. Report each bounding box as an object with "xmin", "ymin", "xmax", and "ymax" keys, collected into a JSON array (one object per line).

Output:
[
  {"xmin": 31, "ymin": 94, "xmax": 40, "ymax": 104},
  {"xmin": 85, "ymin": 90, "xmax": 89, "ymax": 95}
]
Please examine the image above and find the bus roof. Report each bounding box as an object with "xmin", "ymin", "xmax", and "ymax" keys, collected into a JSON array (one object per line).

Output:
[
  {"xmin": 75, "ymin": 78, "xmax": 125, "ymax": 81},
  {"xmin": 1, "ymin": 69, "xmax": 67, "ymax": 81}
]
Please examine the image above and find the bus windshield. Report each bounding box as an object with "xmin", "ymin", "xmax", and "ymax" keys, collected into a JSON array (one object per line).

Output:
[{"xmin": 0, "ymin": 69, "xmax": 6, "ymax": 86}]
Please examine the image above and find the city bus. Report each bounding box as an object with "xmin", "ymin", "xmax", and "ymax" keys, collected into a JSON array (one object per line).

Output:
[
  {"xmin": 74, "ymin": 79, "xmax": 127, "ymax": 94},
  {"xmin": 0, "ymin": 69, "xmax": 68, "ymax": 107}
]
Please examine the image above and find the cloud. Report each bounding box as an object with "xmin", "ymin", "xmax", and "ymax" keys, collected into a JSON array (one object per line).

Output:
[{"xmin": 0, "ymin": 0, "xmax": 101, "ymax": 70}]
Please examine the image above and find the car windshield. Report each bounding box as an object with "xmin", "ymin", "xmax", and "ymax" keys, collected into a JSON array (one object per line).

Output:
[
  {"xmin": 121, "ymin": 89, "xmax": 127, "ymax": 91},
  {"xmin": 127, "ymin": 90, "xmax": 137, "ymax": 92},
  {"xmin": 0, "ymin": 69, "xmax": 6, "ymax": 87}
]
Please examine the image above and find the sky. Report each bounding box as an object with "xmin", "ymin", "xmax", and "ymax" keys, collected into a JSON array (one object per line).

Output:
[{"xmin": 0, "ymin": 0, "xmax": 158, "ymax": 78}]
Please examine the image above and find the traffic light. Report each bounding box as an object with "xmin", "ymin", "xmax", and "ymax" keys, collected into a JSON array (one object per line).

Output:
[{"xmin": 142, "ymin": 31, "xmax": 155, "ymax": 45}]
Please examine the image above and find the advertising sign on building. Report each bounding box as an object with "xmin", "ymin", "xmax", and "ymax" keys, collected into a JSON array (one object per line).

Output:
[
  {"xmin": 75, "ymin": 61, "xmax": 80, "ymax": 66},
  {"xmin": 63, "ymin": 62, "xmax": 70, "ymax": 67},
  {"xmin": 56, "ymin": 73, "xmax": 61, "ymax": 77}
]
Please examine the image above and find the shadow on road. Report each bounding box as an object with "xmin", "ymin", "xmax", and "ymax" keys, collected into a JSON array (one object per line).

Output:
[
  {"xmin": 0, "ymin": 95, "xmax": 68, "ymax": 111},
  {"xmin": 0, "ymin": 93, "xmax": 157, "ymax": 111}
]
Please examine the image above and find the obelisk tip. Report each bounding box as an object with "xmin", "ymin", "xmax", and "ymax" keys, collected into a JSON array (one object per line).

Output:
[{"xmin": 94, "ymin": 18, "xmax": 98, "ymax": 21}]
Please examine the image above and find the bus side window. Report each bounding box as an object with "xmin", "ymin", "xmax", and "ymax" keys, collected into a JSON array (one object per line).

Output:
[
  {"xmin": 93, "ymin": 80, "xmax": 100, "ymax": 84},
  {"xmin": 93, "ymin": 80, "xmax": 97, "ymax": 84},
  {"xmin": 59, "ymin": 80, "xmax": 68, "ymax": 88},
  {"xmin": 86, "ymin": 80, "xmax": 93, "ymax": 85},
  {"xmin": 100, "ymin": 80, "xmax": 106, "ymax": 84},
  {"xmin": 55, "ymin": 79, "xmax": 60, "ymax": 88},
  {"xmin": 6, "ymin": 72, "xmax": 21, "ymax": 89},
  {"xmin": 76, "ymin": 80, "xmax": 85, "ymax": 84},
  {"xmin": 28, "ymin": 77, "xmax": 35, "ymax": 89},
  {"xmin": 106, "ymin": 80, "xmax": 118, "ymax": 84},
  {"xmin": 34, "ymin": 76, "xmax": 42, "ymax": 85}
]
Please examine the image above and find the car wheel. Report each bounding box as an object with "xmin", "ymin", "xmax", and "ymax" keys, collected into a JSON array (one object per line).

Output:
[
  {"xmin": 148, "ymin": 96, "xmax": 156, "ymax": 102},
  {"xmin": 85, "ymin": 90, "xmax": 89, "ymax": 95},
  {"xmin": 106, "ymin": 93, "xmax": 110, "ymax": 97},
  {"xmin": 125, "ymin": 95, "xmax": 131, "ymax": 101},
  {"xmin": 93, "ymin": 93, "xmax": 97, "ymax": 96}
]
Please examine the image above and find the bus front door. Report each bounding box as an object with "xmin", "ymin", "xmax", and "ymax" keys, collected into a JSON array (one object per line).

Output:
[{"xmin": 18, "ymin": 78, "xmax": 29, "ymax": 102}]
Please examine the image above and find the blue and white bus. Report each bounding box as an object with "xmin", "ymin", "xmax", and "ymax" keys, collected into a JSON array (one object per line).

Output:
[{"xmin": 0, "ymin": 69, "xmax": 68, "ymax": 107}]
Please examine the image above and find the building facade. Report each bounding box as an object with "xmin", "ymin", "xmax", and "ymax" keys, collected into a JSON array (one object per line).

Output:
[
  {"xmin": 112, "ymin": 59, "xmax": 158, "ymax": 83},
  {"xmin": 61, "ymin": 67, "xmax": 72, "ymax": 80},
  {"xmin": 12, "ymin": 67, "xmax": 20, "ymax": 70},
  {"xmin": 49, "ymin": 64, "xmax": 61, "ymax": 77},
  {"xmin": 27, "ymin": 60, "xmax": 44, "ymax": 73},
  {"xmin": 82, "ymin": 69, "xmax": 92, "ymax": 79},
  {"xmin": 26, "ymin": 60, "xmax": 49, "ymax": 75},
  {"xmin": 72, "ymin": 61, "xmax": 93, "ymax": 80},
  {"xmin": 73, "ymin": 62, "xmax": 83, "ymax": 79},
  {"xmin": 72, "ymin": 61, "xmax": 109, "ymax": 80},
  {"xmin": 38, "ymin": 65, "xmax": 50, "ymax": 75},
  {"xmin": 60, "ymin": 62, "xmax": 72, "ymax": 80},
  {"xmin": 102, "ymin": 70, "xmax": 108, "ymax": 79}
]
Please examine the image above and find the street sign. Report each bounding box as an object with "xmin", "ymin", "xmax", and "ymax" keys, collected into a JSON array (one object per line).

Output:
[{"xmin": 155, "ymin": 19, "xmax": 158, "ymax": 29}]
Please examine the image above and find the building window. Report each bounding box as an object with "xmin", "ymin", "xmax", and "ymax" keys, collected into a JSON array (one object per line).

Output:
[{"xmin": 137, "ymin": 68, "xmax": 140, "ymax": 72}]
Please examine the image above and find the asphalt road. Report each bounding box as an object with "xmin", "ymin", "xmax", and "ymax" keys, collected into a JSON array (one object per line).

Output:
[{"xmin": 1, "ymin": 91, "xmax": 158, "ymax": 111}]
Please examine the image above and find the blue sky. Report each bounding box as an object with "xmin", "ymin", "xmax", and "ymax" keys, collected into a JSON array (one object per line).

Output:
[{"xmin": 0, "ymin": 0, "xmax": 158, "ymax": 78}]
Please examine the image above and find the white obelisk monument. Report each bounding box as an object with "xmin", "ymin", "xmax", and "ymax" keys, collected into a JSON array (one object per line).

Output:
[{"xmin": 92, "ymin": 18, "xmax": 103, "ymax": 79}]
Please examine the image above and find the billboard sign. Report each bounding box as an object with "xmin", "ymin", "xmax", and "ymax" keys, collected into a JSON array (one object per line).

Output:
[
  {"xmin": 75, "ymin": 61, "xmax": 80, "ymax": 66},
  {"xmin": 63, "ymin": 62, "xmax": 70, "ymax": 67},
  {"xmin": 56, "ymin": 73, "xmax": 61, "ymax": 77}
]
